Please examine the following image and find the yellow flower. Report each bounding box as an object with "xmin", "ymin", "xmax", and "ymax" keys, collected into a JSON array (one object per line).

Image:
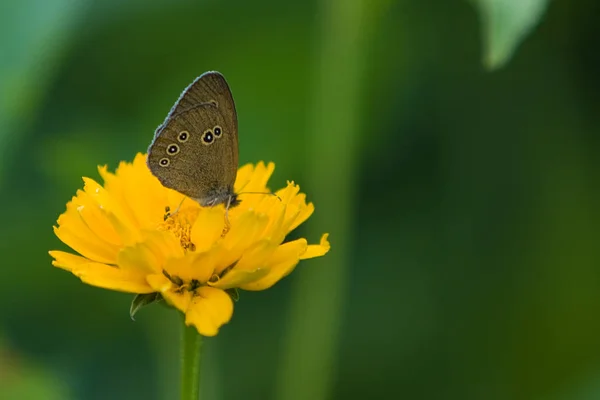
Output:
[{"xmin": 49, "ymin": 153, "xmax": 330, "ymax": 336}]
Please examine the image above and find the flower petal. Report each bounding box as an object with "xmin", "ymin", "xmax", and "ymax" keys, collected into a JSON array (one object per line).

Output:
[
  {"xmin": 240, "ymin": 239, "xmax": 307, "ymax": 291},
  {"xmin": 162, "ymin": 255, "xmax": 196, "ymax": 284},
  {"xmin": 83, "ymin": 176, "xmax": 140, "ymax": 236},
  {"xmin": 215, "ymin": 212, "xmax": 270, "ymax": 274},
  {"xmin": 53, "ymin": 209, "xmax": 119, "ymax": 265},
  {"xmin": 233, "ymin": 163, "xmax": 255, "ymax": 193},
  {"xmin": 117, "ymin": 230, "xmax": 183, "ymax": 274},
  {"xmin": 233, "ymin": 240, "xmax": 278, "ymax": 271},
  {"xmin": 185, "ymin": 287, "xmax": 233, "ymax": 336},
  {"xmin": 187, "ymin": 246, "xmax": 222, "ymax": 283},
  {"xmin": 142, "ymin": 229, "xmax": 186, "ymax": 261},
  {"xmin": 238, "ymin": 161, "xmax": 275, "ymax": 194},
  {"xmin": 110, "ymin": 154, "xmax": 169, "ymax": 227},
  {"xmin": 161, "ymin": 285, "xmax": 192, "ymax": 313},
  {"xmin": 255, "ymin": 201, "xmax": 289, "ymax": 243},
  {"xmin": 300, "ymin": 234, "xmax": 330, "ymax": 259},
  {"xmin": 50, "ymin": 251, "xmax": 153, "ymax": 293},
  {"xmin": 276, "ymin": 180, "xmax": 301, "ymax": 203},
  {"xmin": 74, "ymin": 192, "xmax": 122, "ymax": 247},
  {"xmin": 147, "ymin": 272, "xmax": 172, "ymax": 292},
  {"xmin": 276, "ymin": 183, "xmax": 315, "ymax": 233},
  {"xmin": 161, "ymin": 244, "xmax": 219, "ymax": 285},
  {"xmin": 191, "ymin": 207, "xmax": 226, "ymax": 253},
  {"xmin": 209, "ymin": 267, "xmax": 270, "ymax": 290},
  {"xmin": 287, "ymin": 200, "xmax": 314, "ymax": 233}
]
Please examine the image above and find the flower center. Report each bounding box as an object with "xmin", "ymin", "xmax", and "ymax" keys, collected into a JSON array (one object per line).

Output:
[{"xmin": 158, "ymin": 206, "xmax": 198, "ymax": 252}]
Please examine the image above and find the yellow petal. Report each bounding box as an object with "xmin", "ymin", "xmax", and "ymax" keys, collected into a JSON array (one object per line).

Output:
[
  {"xmin": 185, "ymin": 287, "xmax": 233, "ymax": 337},
  {"xmin": 117, "ymin": 230, "xmax": 183, "ymax": 274},
  {"xmin": 162, "ymin": 255, "xmax": 196, "ymax": 284},
  {"xmin": 233, "ymin": 163, "xmax": 255, "ymax": 193},
  {"xmin": 162, "ymin": 245, "xmax": 218, "ymax": 285},
  {"xmin": 274, "ymin": 182, "xmax": 315, "ymax": 234},
  {"xmin": 142, "ymin": 229, "xmax": 186, "ymax": 262},
  {"xmin": 190, "ymin": 207, "xmax": 226, "ymax": 253},
  {"xmin": 50, "ymin": 251, "xmax": 153, "ymax": 293},
  {"xmin": 80, "ymin": 177, "xmax": 143, "ymax": 246},
  {"xmin": 300, "ymin": 234, "xmax": 330, "ymax": 259},
  {"xmin": 256, "ymin": 162, "xmax": 276, "ymax": 188},
  {"xmin": 287, "ymin": 200, "xmax": 314, "ymax": 233},
  {"xmin": 187, "ymin": 246, "xmax": 222, "ymax": 283},
  {"xmin": 255, "ymin": 201, "xmax": 288, "ymax": 243},
  {"xmin": 209, "ymin": 267, "xmax": 270, "ymax": 290},
  {"xmin": 147, "ymin": 272, "xmax": 173, "ymax": 293},
  {"xmin": 53, "ymin": 213, "xmax": 119, "ymax": 265},
  {"xmin": 287, "ymin": 193, "xmax": 315, "ymax": 230},
  {"xmin": 162, "ymin": 286, "xmax": 193, "ymax": 313},
  {"xmin": 240, "ymin": 239, "xmax": 307, "ymax": 291},
  {"xmin": 238, "ymin": 161, "xmax": 275, "ymax": 194},
  {"xmin": 82, "ymin": 177, "xmax": 139, "ymax": 236},
  {"xmin": 233, "ymin": 240, "xmax": 278, "ymax": 271},
  {"xmin": 112, "ymin": 154, "xmax": 169, "ymax": 227},
  {"xmin": 215, "ymin": 212, "xmax": 269, "ymax": 274},
  {"xmin": 97, "ymin": 208, "xmax": 142, "ymax": 247},
  {"xmin": 74, "ymin": 192, "xmax": 122, "ymax": 246},
  {"xmin": 275, "ymin": 180, "xmax": 300, "ymax": 203}
]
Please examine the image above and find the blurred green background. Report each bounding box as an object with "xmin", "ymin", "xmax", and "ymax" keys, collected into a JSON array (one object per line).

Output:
[{"xmin": 2, "ymin": 0, "xmax": 600, "ymax": 399}]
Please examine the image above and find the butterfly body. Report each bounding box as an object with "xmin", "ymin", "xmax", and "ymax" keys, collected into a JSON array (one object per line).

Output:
[{"xmin": 147, "ymin": 71, "xmax": 240, "ymax": 208}]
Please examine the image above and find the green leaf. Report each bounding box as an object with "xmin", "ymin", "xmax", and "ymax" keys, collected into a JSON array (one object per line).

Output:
[
  {"xmin": 0, "ymin": 0, "xmax": 88, "ymax": 186},
  {"xmin": 225, "ymin": 288, "xmax": 240, "ymax": 302},
  {"xmin": 129, "ymin": 293, "xmax": 163, "ymax": 320},
  {"xmin": 474, "ymin": 0, "xmax": 550, "ymax": 70}
]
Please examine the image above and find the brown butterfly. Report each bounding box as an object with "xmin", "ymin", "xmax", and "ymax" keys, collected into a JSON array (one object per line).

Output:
[{"xmin": 147, "ymin": 71, "xmax": 240, "ymax": 209}]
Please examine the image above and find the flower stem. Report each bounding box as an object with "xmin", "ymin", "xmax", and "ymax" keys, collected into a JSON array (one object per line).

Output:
[{"xmin": 180, "ymin": 318, "xmax": 202, "ymax": 400}]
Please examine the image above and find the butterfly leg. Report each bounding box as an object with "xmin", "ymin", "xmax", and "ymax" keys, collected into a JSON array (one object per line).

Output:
[
  {"xmin": 221, "ymin": 196, "xmax": 233, "ymax": 236},
  {"xmin": 163, "ymin": 197, "xmax": 186, "ymax": 220}
]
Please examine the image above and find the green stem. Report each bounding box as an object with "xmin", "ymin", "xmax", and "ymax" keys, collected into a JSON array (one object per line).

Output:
[{"xmin": 180, "ymin": 318, "xmax": 203, "ymax": 400}]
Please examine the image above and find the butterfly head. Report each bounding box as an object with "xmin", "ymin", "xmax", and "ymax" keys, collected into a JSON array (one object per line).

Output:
[{"xmin": 193, "ymin": 186, "xmax": 240, "ymax": 209}]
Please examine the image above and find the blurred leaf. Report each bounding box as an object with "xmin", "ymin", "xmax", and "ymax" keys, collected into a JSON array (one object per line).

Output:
[
  {"xmin": 473, "ymin": 0, "xmax": 549, "ymax": 69},
  {"xmin": 0, "ymin": 336, "xmax": 72, "ymax": 400},
  {"xmin": 0, "ymin": 0, "xmax": 88, "ymax": 186}
]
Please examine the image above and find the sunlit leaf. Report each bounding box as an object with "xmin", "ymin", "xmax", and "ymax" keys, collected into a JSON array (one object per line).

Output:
[
  {"xmin": 0, "ymin": 0, "xmax": 88, "ymax": 186},
  {"xmin": 474, "ymin": 0, "xmax": 550, "ymax": 70}
]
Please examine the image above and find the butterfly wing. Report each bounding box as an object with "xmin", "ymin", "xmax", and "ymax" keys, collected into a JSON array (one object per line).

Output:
[{"xmin": 147, "ymin": 71, "xmax": 239, "ymax": 206}]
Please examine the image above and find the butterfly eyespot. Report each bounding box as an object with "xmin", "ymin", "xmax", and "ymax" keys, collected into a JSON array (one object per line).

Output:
[
  {"xmin": 167, "ymin": 144, "xmax": 180, "ymax": 155},
  {"xmin": 159, "ymin": 158, "xmax": 170, "ymax": 167},
  {"xmin": 202, "ymin": 130, "xmax": 214, "ymax": 145},
  {"xmin": 177, "ymin": 131, "xmax": 189, "ymax": 142},
  {"xmin": 208, "ymin": 100, "xmax": 218, "ymax": 107},
  {"xmin": 213, "ymin": 126, "xmax": 222, "ymax": 137}
]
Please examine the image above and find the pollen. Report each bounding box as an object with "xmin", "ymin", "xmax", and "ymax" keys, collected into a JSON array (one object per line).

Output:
[{"xmin": 159, "ymin": 207, "xmax": 198, "ymax": 252}]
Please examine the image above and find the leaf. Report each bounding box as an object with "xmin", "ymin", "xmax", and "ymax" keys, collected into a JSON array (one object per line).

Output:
[
  {"xmin": 473, "ymin": 0, "xmax": 550, "ymax": 70},
  {"xmin": 0, "ymin": 0, "xmax": 89, "ymax": 186},
  {"xmin": 129, "ymin": 292, "xmax": 163, "ymax": 320},
  {"xmin": 225, "ymin": 288, "xmax": 240, "ymax": 302}
]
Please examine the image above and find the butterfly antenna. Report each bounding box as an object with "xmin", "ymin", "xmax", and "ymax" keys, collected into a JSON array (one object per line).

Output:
[{"xmin": 238, "ymin": 191, "xmax": 282, "ymax": 202}]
